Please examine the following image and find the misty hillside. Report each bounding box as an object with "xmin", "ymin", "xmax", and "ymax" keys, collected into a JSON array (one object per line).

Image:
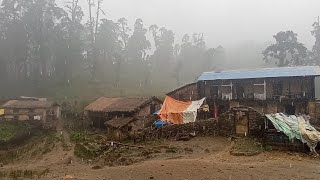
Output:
[{"xmin": 0, "ymin": 0, "xmax": 320, "ymax": 101}]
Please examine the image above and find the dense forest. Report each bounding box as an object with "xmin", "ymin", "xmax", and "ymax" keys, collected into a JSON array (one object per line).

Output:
[{"xmin": 0, "ymin": 0, "xmax": 320, "ymax": 101}]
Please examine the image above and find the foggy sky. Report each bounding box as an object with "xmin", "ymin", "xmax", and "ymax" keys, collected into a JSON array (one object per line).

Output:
[
  {"xmin": 55, "ymin": 0, "xmax": 320, "ymax": 49},
  {"xmin": 0, "ymin": 0, "xmax": 318, "ymax": 49}
]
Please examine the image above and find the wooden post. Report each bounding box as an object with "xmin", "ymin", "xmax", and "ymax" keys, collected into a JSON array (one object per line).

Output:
[
  {"xmin": 233, "ymin": 110, "xmax": 236, "ymax": 135},
  {"xmin": 247, "ymin": 111, "xmax": 250, "ymax": 136},
  {"xmin": 264, "ymin": 79, "xmax": 266, "ymax": 100},
  {"xmin": 230, "ymin": 81, "xmax": 233, "ymax": 100},
  {"xmin": 288, "ymin": 79, "xmax": 291, "ymax": 98},
  {"xmin": 311, "ymin": 77, "xmax": 315, "ymax": 99},
  {"xmin": 204, "ymin": 81, "xmax": 206, "ymax": 97},
  {"xmin": 133, "ymin": 131, "xmax": 136, "ymax": 144}
]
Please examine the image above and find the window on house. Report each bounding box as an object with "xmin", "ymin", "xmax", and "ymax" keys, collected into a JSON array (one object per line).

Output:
[
  {"xmin": 274, "ymin": 81, "xmax": 283, "ymax": 95},
  {"xmin": 211, "ymin": 86, "xmax": 219, "ymax": 98},
  {"xmin": 285, "ymin": 105, "xmax": 295, "ymax": 115}
]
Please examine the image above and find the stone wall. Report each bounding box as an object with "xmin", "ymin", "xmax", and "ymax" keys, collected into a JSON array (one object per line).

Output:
[
  {"xmin": 134, "ymin": 120, "xmax": 220, "ymax": 142},
  {"xmin": 312, "ymin": 102, "xmax": 320, "ymax": 125},
  {"xmin": 133, "ymin": 106, "xmax": 265, "ymax": 143},
  {"xmin": 247, "ymin": 109, "xmax": 265, "ymax": 137},
  {"xmin": 135, "ymin": 105, "xmax": 151, "ymax": 117},
  {"xmin": 217, "ymin": 111, "xmax": 234, "ymax": 136}
]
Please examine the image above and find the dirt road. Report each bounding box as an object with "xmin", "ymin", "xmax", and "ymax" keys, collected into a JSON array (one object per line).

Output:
[{"xmin": 43, "ymin": 151, "xmax": 320, "ymax": 180}]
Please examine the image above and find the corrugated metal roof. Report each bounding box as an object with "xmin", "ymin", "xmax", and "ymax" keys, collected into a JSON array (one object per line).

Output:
[{"xmin": 198, "ymin": 66, "xmax": 320, "ymax": 81}]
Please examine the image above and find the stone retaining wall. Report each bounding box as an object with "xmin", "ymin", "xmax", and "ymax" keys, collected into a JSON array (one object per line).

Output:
[
  {"xmin": 134, "ymin": 107, "xmax": 265, "ymax": 143},
  {"xmin": 134, "ymin": 120, "xmax": 222, "ymax": 142}
]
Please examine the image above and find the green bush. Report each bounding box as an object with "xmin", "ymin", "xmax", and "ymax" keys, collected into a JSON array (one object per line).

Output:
[
  {"xmin": 0, "ymin": 122, "xmax": 30, "ymax": 142},
  {"xmin": 71, "ymin": 132, "xmax": 85, "ymax": 143}
]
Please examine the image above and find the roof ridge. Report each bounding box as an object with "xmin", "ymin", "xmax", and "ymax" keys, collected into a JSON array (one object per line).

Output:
[
  {"xmin": 202, "ymin": 66, "xmax": 320, "ymax": 74},
  {"xmin": 198, "ymin": 66, "xmax": 320, "ymax": 81}
]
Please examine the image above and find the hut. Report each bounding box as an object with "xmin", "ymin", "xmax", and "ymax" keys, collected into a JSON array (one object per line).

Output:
[{"xmin": 84, "ymin": 97, "xmax": 162, "ymax": 131}]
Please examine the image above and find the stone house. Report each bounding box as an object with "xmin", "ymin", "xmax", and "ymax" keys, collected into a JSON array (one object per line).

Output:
[{"xmin": 2, "ymin": 97, "xmax": 61, "ymax": 128}]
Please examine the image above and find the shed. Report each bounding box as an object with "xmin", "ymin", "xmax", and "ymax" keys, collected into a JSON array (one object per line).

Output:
[{"xmin": 105, "ymin": 117, "xmax": 136, "ymax": 129}]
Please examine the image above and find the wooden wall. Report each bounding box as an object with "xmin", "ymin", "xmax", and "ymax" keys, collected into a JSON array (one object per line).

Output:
[
  {"xmin": 199, "ymin": 77, "xmax": 315, "ymax": 100},
  {"xmin": 167, "ymin": 83, "xmax": 198, "ymax": 101}
]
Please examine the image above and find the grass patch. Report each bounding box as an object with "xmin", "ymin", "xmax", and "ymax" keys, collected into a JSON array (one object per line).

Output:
[
  {"xmin": 165, "ymin": 147, "xmax": 179, "ymax": 153},
  {"xmin": 0, "ymin": 122, "xmax": 30, "ymax": 142},
  {"xmin": 230, "ymin": 138, "xmax": 263, "ymax": 156},
  {"xmin": 70, "ymin": 132, "xmax": 86, "ymax": 143}
]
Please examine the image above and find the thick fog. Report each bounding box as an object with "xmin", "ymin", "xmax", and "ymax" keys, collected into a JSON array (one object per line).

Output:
[
  {"xmin": 57, "ymin": 0, "xmax": 319, "ymax": 48},
  {"xmin": 1, "ymin": 0, "xmax": 320, "ymax": 98},
  {"xmin": 56, "ymin": 0, "xmax": 320, "ymax": 70}
]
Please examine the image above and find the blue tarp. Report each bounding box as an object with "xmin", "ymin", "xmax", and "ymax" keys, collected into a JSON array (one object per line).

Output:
[
  {"xmin": 153, "ymin": 110, "xmax": 159, "ymax": 115},
  {"xmin": 153, "ymin": 119, "xmax": 164, "ymax": 127},
  {"xmin": 153, "ymin": 119, "xmax": 172, "ymax": 127}
]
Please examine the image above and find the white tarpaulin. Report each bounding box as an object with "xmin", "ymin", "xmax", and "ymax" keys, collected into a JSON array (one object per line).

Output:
[
  {"xmin": 158, "ymin": 96, "xmax": 206, "ymax": 124},
  {"xmin": 266, "ymin": 113, "xmax": 320, "ymax": 153}
]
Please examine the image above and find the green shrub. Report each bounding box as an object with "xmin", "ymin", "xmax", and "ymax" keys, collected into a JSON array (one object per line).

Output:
[{"xmin": 71, "ymin": 132, "xmax": 85, "ymax": 143}]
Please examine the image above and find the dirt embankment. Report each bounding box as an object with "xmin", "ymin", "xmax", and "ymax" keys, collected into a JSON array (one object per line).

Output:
[{"xmin": 1, "ymin": 135, "xmax": 320, "ymax": 180}]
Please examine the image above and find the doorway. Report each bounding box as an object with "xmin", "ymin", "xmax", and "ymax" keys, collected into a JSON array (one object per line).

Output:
[
  {"xmin": 285, "ymin": 105, "xmax": 296, "ymax": 115},
  {"xmin": 235, "ymin": 111, "xmax": 249, "ymax": 136}
]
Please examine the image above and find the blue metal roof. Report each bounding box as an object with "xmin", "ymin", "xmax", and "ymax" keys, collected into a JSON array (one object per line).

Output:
[{"xmin": 198, "ymin": 66, "xmax": 320, "ymax": 81}]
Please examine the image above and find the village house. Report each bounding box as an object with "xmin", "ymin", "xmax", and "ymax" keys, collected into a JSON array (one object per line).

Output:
[
  {"xmin": 84, "ymin": 97, "xmax": 162, "ymax": 134},
  {"xmin": 163, "ymin": 66, "xmax": 320, "ymax": 138},
  {"xmin": 1, "ymin": 96, "xmax": 61, "ymax": 129},
  {"xmin": 196, "ymin": 66, "xmax": 320, "ymax": 118}
]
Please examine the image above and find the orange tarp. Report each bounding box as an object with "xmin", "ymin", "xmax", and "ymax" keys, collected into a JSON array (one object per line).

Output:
[{"xmin": 158, "ymin": 96, "xmax": 192, "ymax": 124}]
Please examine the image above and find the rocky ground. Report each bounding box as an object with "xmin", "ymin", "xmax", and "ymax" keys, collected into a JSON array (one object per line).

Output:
[{"xmin": 0, "ymin": 135, "xmax": 320, "ymax": 180}]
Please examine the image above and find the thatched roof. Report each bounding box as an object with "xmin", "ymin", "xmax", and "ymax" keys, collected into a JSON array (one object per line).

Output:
[
  {"xmin": 84, "ymin": 97, "xmax": 162, "ymax": 113},
  {"xmin": 3, "ymin": 100, "xmax": 52, "ymax": 109},
  {"xmin": 105, "ymin": 117, "xmax": 135, "ymax": 128}
]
